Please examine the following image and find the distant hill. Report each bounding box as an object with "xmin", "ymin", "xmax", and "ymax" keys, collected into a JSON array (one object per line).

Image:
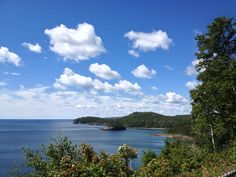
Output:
[{"xmin": 73, "ymin": 112, "xmax": 192, "ymax": 135}]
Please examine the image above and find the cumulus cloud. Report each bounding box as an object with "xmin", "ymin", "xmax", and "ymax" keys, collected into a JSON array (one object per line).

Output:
[
  {"xmin": 89, "ymin": 63, "xmax": 120, "ymax": 80},
  {"xmin": 54, "ymin": 68, "xmax": 95, "ymax": 90},
  {"xmin": 124, "ymin": 30, "xmax": 172, "ymax": 57},
  {"xmin": 0, "ymin": 86, "xmax": 190, "ymax": 119},
  {"xmin": 186, "ymin": 59, "xmax": 205, "ymax": 76},
  {"xmin": 165, "ymin": 92, "xmax": 188, "ymax": 104},
  {"xmin": 54, "ymin": 68, "xmax": 140, "ymax": 95},
  {"xmin": 0, "ymin": 46, "xmax": 22, "ymax": 66},
  {"xmin": 186, "ymin": 60, "xmax": 198, "ymax": 76},
  {"xmin": 45, "ymin": 23, "xmax": 106, "ymax": 62},
  {"xmin": 92, "ymin": 79, "xmax": 114, "ymax": 93},
  {"xmin": 185, "ymin": 80, "xmax": 199, "ymax": 90},
  {"xmin": 132, "ymin": 64, "xmax": 156, "ymax": 79},
  {"xmin": 22, "ymin": 42, "xmax": 42, "ymax": 53},
  {"xmin": 114, "ymin": 80, "xmax": 142, "ymax": 95}
]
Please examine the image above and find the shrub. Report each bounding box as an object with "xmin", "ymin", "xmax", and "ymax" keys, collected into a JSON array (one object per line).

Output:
[
  {"xmin": 141, "ymin": 150, "xmax": 157, "ymax": 166},
  {"xmin": 12, "ymin": 135, "xmax": 138, "ymax": 177}
]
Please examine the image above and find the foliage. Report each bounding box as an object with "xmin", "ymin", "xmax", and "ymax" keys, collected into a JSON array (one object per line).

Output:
[
  {"xmin": 73, "ymin": 116, "xmax": 112, "ymax": 125},
  {"xmin": 108, "ymin": 121, "xmax": 126, "ymax": 130},
  {"xmin": 13, "ymin": 135, "xmax": 137, "ymax": 177},
  {"xmin": 139, "ymin": 140, "xmax": 206, "ymax": 176},
  {"xmin": 139, "ymin": 157, "xmax": 172, "ymax": 177},
  {"xmin": 74, "ymin": 112, "xmax": 192, "ymax": 136},
  {"xmin": 159, "ymin": 140, "xmax": 206, "ymax": 174},
  {"xmin": 139, "ymin": 139, "xmax": 236, "ymax": 177},
  {"xmin": 12, "ymin": 135, "xmax": 236, "ymax": 177},
  {"xmin": 141, "ymin": 150, "xmax": 157, "ymax": 166},
  {"xmin": 118, "ymin": 144, "xmax": 137, "ymax": 167},
  {"xmin": 191, "ymin": 16, "xmax": 236, "ymax": 150}
]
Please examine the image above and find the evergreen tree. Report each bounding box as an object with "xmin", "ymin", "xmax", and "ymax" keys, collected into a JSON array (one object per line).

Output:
[{"xmin": 191, "ymin": 17, "xmax": 236, "ymax": 150}]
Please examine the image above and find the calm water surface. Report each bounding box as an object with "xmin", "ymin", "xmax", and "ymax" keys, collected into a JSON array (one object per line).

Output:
[{"xmin": 0, "ymin": 119, "xmax": 166, "ymax": 176}]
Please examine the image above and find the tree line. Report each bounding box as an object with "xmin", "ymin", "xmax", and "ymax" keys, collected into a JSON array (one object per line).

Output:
[{"xmin": 74, "ymin": 112, "xmax": 192, "ymax": 135}]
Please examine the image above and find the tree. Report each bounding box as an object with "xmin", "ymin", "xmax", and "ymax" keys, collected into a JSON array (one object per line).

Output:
[
  {"xmin": 118, "ymin": 144, "xmax": 137, "ymax": 168},
  {"xmin": 191, "ymin": 16, "xmax": 236, "ymax": 150}
]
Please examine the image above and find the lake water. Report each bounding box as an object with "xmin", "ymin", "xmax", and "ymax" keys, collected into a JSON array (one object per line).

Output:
[{"xmin": 0, "ymin": 119, "xmax": 166, "ymax": 176}]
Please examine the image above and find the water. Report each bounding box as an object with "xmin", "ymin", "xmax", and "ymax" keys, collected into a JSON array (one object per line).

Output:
[{"xmin": 0, "ymin": 119, "xmax": 166, "ymax": 176}]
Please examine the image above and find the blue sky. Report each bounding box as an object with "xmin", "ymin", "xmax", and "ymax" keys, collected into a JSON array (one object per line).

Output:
[{"xmin": 0, "ymin": 0, "xmax": 235, "ymax": 119}]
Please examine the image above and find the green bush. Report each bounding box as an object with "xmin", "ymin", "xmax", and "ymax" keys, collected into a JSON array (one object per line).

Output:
[
  {"xmin": 13, "ymin": 135, "xmax": 137, "ymax": 177},
  {"xmin": 139, "ymin": 139, "xmax": 236, "ymax": 177},
  {"xmin": 139, "ymin": 157, "xmax": 172, "ymax": 177},
  {"xmin": 138, "ymin": 140, "xmax": 206, "ymax": 176},
  {"xmin": 141, "ymin": 150, "xmax": 157, "ymax": 166}
]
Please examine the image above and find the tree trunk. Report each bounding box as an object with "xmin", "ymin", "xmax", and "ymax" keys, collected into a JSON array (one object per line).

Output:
[{"xmin": 209, "ymin": 123, "xmax": 216, "ymax": 151}]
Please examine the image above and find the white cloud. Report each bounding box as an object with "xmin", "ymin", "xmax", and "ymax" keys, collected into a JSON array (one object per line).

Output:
[
  {"xmin": 92, "ymin": 79, "xmax": 114, "ymax": 93},
  {"xmin": 164, "ymin": 65, "xmax": 174, "ymax": 71},
  {"xmin": 0, "ymin": 46, "xmax": 22, "ymax": 66},
  {"xmin": 132, "ymin": 64, "xmax": 156, "ymax": 79},
  {"xmin": 89, "ymin": 63, "xmax": 120, "ymax": 80},
  {"xmin": 125, "ymin": 30, "xmax": 172, "ymax": 57},
  {"xmin": 4, "ymin": 72, "xmax": 20, "ymax": 76},
  {"xmin": 186, "ymin": 60, "xmax": 197, "ymax": 76},
  {"xmin": 0, "ymin": 86, "xmax": 190, "ymax": 119},
  {"xmin": 186, "ymin": 65, "xmax": 196, "ymax": 76},
  {"xmin": 185, "ymin": 80, "xmax": 199, "ymax": 90},
  {"xmin": 165, "ymin": 92, "xmax": 188, "ymax": 104},
  {"xmin": 45, "ymin": 23, "xmax": 106, "ymax": 62},
  {"xmin": 54, "ymin": 68, "xmax": 140, "ymax": 95},
  {"xmin": 150, "ymin": 86, "xmax": 158, "ymax": 91},
  {"xmin": 23, "ymin": 42, "xmax": 42, "ymax": 53},
  {"xmin": 186, "ymin": 59, "xmax": 205, "ymax": 76},
  {"xmin": 128, "ymin": 50, "xmax": 139, "ymax": 57},
  {"xmin": 15, "ymin": 86, "xmax": 49, "ymax": 99},
  {"xmin": 114, "ymin": 80, "xmax": 142, "ymax": 95},
  {"xmin": 54, "ymin": 68, "xmax": 94, "ymax": 90}
]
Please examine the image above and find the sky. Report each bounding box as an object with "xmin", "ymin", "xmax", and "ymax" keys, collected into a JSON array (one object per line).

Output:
[{"xmin": 0, "ymin": 0, "xmax": 235, "ymax": 119}]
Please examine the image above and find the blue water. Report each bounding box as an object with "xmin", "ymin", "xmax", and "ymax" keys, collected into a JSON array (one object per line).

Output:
[{"xmin": 0, "ymin": 119, "xmax": 166, "ymax": 176}]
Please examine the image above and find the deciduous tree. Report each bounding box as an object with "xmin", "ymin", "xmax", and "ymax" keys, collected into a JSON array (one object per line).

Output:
[{"xmin": 191, "ymin": 16, "xmax": 236, "ymax": 150}]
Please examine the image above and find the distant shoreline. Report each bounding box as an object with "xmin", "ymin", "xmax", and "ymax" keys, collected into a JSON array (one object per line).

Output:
[
  {"xmin": 152, "ymin": 133, "xmax": 193, "ymax": 141},
  {"xmin": 129, "ymin": 127, "xmax": 166, "ymax": 130},
  {"xmin": 76, "ymin": 122, "xmax": 167, "ymax": 130}
]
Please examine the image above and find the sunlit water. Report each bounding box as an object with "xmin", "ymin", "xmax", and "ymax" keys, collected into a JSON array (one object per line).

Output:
[{"xmin": 0, "ymin": 119, "xmax": 166, "ymax": 176}]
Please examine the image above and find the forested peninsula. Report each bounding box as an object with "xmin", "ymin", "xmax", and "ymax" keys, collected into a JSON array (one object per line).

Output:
[{"xmin": 73, "ymin": 112, "xmax": 192, "ymax": 135}]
